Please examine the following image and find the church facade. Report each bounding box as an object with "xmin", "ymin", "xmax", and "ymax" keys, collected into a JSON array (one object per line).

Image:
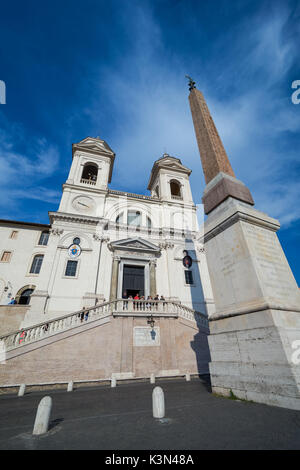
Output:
[
  {"xmin": 1, "ymin": 81, "xmax": 300, "ymax": 409},
  {"xmin": 0, "ymin": 137, "xmax": 214, "ymax": 329}
]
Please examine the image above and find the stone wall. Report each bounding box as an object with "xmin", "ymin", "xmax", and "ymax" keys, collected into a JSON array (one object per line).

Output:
[
  {"xmin": 0, "ymin": 306, "xmax": 29, "ymax": 336},
  {"xmin": 0, "ymin": 314, "xmax": 210, "ymax": 385},
  {"xmin": 209, "ymin": 309, "xmax": 300, "ymax": 410}
]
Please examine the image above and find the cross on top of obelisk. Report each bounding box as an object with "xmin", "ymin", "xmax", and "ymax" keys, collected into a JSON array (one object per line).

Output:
[{"xmin": 185, "ymin": 75, "xmax": 196, "ymax": 91}]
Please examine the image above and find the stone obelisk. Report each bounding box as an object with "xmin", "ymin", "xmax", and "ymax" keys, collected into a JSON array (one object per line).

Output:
[{"xmin": 187, "ymin": 77, "xmax": 300, "ymax": 410}]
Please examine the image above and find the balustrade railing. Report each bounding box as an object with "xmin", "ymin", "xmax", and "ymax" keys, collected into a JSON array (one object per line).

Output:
[
  {"xmin": 0, "ymin": 300, "xmax": 208, "ymax": 353},
  {"xmin": 80, "ymin": 178, "xmax": 96, "ymax": 185},
  {"xmin": 0, "ymin": 301, "xmax": 111, "ymax": 352},
  {"xmin": 113, "ymin": 299, "xmax": 179, "ymax": 314}
]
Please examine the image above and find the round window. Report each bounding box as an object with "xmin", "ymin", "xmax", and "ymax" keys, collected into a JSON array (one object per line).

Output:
[{"xmin": 73, "ymin": 237, "xmax": 81, "ymax": 245}]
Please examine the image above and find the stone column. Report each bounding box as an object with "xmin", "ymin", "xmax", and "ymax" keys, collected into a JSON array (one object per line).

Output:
[
  {"xmin": 159, "ymin": 242, "xmax": 174, "ymax": 299},
  {"xmin": 109, "ymin": 256, "xmax": 120, "ymax": 301},
  {"xmin": 149, "ymin": 260, "xmax": 157, "ymax": 298}
]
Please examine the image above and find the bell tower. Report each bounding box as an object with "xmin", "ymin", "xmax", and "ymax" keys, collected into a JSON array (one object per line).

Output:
[
  {"xmin": 147, "ymin": 153, "xmax": 193, "ymax": 204},
  {"xmin": 57, "ymin": 137, "xmax": 115, "ymax": 215},
  {"xmin": 66, "ymin": 137, "xmax": 115, "ymax": 190}
]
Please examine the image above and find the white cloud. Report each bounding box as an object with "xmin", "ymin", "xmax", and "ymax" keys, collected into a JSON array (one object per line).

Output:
[
  {"xmin": 85, "ymin": 3, "xmax": 299, "ymax": 227},
  {"xmin": 0, "ymin": 118, "xmax": 60, "ymax": 215}
]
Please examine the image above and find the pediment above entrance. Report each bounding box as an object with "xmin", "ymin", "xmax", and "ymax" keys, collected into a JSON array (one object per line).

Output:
[{"xmin": 108, "ymin": 237, "xmax": 161, "ymax": 254}]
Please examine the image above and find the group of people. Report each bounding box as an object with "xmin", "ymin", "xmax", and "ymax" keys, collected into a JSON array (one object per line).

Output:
[
  {"xmin": 122, "ymin": 292, "xmax": 166, "ymax": 310},
  {"xmin": 122, "ymin": 292, "xmax": 165, "ymax": 301},
  {"xmin": 78, "ymin": 307, "xmax": 89, "ymax": 322}
]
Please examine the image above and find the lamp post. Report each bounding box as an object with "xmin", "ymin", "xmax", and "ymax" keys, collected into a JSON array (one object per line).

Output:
[
  {"xmin": 147, "ymin": 314, "xmax": 155, "ymax": 329},
  {"xmin": 147, "ymin": 314, "xmax": 156, "ymax": 341}
]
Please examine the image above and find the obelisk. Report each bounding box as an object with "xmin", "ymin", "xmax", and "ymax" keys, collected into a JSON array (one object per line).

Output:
[
  {"xmin": 187, "ymin": 77, "xmax": 254, "ymax": 214},
  {"xmin": 187, "ymin": 77, "xmax": 300, "ymax": 409}
]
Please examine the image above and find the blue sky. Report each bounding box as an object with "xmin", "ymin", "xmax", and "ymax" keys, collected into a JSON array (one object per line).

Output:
[{"xmin": 0, "ymin": 0, "xmax": 299, "ymax": 284}]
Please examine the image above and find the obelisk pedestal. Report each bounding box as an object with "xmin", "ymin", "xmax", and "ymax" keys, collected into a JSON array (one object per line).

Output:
[
  {"xmin": 187, "ymin": 79, "xmax": 300, "ymax": 409},
  {"xmin": 205, "ymin": 196, "xmax": 300, "ymax": 409}
]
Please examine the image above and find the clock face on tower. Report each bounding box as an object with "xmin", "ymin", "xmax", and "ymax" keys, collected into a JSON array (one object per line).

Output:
[{"xmin": 72, "ymin": 196, "xmax": 95, "ymax": 214}]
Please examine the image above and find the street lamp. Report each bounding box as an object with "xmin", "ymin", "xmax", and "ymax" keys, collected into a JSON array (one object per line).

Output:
[{"xmin": 147, "ymin": 314, "xmax": 155, "ymax": 329}]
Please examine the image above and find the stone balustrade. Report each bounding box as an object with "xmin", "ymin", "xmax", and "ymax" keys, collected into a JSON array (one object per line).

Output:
[
  {"xmin": 114, "ymin": 299, "xmax": 181, "ymax": 315},
  {"xmin": 0, "ymin": 300, "xmax": 208, "ymax": 353},
  {"xmin": 80, "ymin": 178, "xmax": 96, "ymax": 185},
  {"xmin": 108, "ymin": 189, "xmax": 153, "ymax": 200}
]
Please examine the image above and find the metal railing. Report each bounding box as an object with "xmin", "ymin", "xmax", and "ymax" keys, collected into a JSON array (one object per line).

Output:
[{"xmin": 0, "ymin": 300, "xmax": 208, "ymax": 352}]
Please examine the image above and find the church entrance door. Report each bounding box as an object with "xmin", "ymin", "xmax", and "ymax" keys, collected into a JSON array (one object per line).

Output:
[{"xmin": 123, "ymin": 265, "xmax": 145, "ymax": 298}]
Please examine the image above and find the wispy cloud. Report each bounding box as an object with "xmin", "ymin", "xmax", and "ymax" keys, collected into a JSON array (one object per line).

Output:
[
  {"xmin": 0, "ymin": 119, "xmax": 60, "ymax": 216},
  {"xmin": 85, "ymin": 1, "xmax": 299, "ymax": 228},
  {"xmin": 0, "ymin": 0, "xmax": 298, "ymax": 231}
]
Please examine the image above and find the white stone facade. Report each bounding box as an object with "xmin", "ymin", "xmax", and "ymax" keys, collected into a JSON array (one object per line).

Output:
[{"xmin": 0, "ymin": 137, "xmax": 214, "ymax": 328}]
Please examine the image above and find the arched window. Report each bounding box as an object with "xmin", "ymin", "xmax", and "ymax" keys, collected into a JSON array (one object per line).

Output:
[
  {"xmin": 116, "ymin": 211, "xmax": 151, "ymax": 229},
  {"xmin": 81, "ymin": 163, "xmax": 98, "ymax": 184},
  {"xmin": 29, "ymin": 255, "xmax": 44, "ymax": 274},
  {"xmin": 170, "ymin": 180, "xmax": 182, "ymax": 199},
  {"xmin": 38, "ymin": 231, "xmax": 49, "ymax": 246},
  {"xmin": 127, "ymin": 211, "xmax": 141, "ymax": 226},
  {"xmin": 15, "ymin": 285, "xmax": 35, "ymax": 305},
  {"xmin": 155, "ymin": 186, "xmax": 160, "ymax": 198},
  {"xmin": 116, "ymin": 213, "xmax": 124, "ymax": 224},
  {"xmin": 19, "ymin": 289, "xmax": 34, "ymax": 305}
]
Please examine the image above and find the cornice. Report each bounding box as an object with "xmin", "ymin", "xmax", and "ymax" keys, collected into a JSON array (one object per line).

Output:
[
  {"xmin": 48, "ymin": 211, "xmax": 100, "ymax": 226},
  {"xmin": 204, "ymin": 208, "xmax": 280, "ymax": 243}
]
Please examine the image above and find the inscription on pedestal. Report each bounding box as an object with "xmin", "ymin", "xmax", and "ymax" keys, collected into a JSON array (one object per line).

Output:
[
  {"xmin": 133, "ymin": 327, "xmax": 160, "ymax": 346},
  {"xmin": 244, "ymin": 224, "xmax": 298, "ymax": 304}
]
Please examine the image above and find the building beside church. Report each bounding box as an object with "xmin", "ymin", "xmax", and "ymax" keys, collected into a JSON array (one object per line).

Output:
[{"xmin": 0, "ymin": 137, "xmax": 214, "ymax": 329}]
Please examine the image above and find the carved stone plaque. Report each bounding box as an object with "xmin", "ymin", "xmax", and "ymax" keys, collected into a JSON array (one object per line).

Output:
[{"xmin": 133, "ymin": 327, "xmax": 160, "ymax": 346}]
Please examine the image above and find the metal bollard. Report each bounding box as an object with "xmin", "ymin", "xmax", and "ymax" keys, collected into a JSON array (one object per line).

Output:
[
  {"xmin": 152, "ymin": 386, "xmax": 165, "ymax": 418},
  {"xmin": 18, "ymin": 384, "xmax": 26, "ymax": 397},
  {"xmin": 32, "ymin": 396, "xmax": 52, "ymax": 435}
]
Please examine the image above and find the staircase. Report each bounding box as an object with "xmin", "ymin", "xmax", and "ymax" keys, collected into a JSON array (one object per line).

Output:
[{"xmin": 0, "ymin": 300, "xmax": 209, "ymax": 353}]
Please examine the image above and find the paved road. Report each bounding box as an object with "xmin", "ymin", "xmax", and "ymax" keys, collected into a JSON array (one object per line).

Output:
[{"xmin": 0, "ymin": 377, "xmax": 300, "ymax": 450}]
